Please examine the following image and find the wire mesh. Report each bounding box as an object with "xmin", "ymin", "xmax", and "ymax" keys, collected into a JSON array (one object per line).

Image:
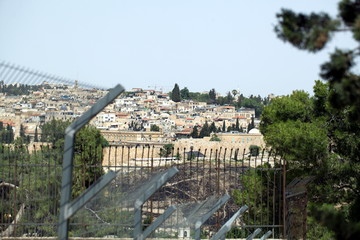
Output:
[
  {"xmin": 1, "ymin": 144, "xmax": 286, "ymax": 238},
  {"xmin": 0, "ymin": 61, "xmax": 104, "ymax": 90},
  {"xmin": 0, "ymin": 61, "xmax": 288, "ymax": 238}
]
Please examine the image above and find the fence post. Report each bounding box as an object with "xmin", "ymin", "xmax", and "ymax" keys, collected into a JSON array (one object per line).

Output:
[{"xmin": 58, "ymin": 84, "xmax": 124, "ymax": 240}]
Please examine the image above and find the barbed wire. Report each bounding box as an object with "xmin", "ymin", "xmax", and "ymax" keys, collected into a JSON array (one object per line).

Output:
[{"xmin": 0, "ymin": 61, "xmax": 106, "ymax": 90}]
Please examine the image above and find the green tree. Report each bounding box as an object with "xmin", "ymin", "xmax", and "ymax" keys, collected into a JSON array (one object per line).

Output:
[
  {"xmin": 275, "ymin": 1, "xmax": 360, "ymax": 120},
  {"xmin": 209, "ymin": 88, "xmax": 216, "ymax": 103},
  {"xmin": 150, "ymin": 124, "xmax": 160, "ymax": 132},
  {"xmin": 235, "ymin": 118, "xmax": 240, "ymax": 131},
  {"xmin": 40, "ymin": 119, "xmax": 70, "ymax": 144},
  {"xmin": 159, "ymin": 143, "xmax": 174, "ymax": 158},
  {"xmin": 260, "ymin": 80, "xmax": 360, "ymax": 238},
  {"xmin": 180, "ymin": 87, "xmax": 190, "ymax": 100},
  {"xmin": 209, "ymin": 122, "xmax": 217, "ymax": 133},
  {"xmin": 249, "ymin": 145, "xmax": 260, "ymax": 156},
  {"xmin": 232, "ymin": 89, "xmax": 238, "ymax": 98},
  {"xmin": 171, "ymin": 83, "xmax": 181, "ymax": 102},
  {"xmin": 226, "ymin": 91, "xmax": 234, "ymax": 104},
  {"xmin": 34, "ymin": 126, "xmax": 39, "ymax": 142},
  {"xmin": 72, "ymin": 125, "xmax": 108, "ymax": 197},
  {"xmin": 210, "ymin": 133, "xmax": 221, "ymax": 141},
  {"xmin": 199, "ymin": 121, "xmax": 210, "ymax": 138},
  {"xmin": 3, "ymin": 124, "xmax": 14, "ymax": 144},
  {"xmin": 191, "ymin": 125, "xmax": 199, "ymax": 138},
  {"xmin": 222, "ymin": 121, "xmax": 226, "ymax": 132}
]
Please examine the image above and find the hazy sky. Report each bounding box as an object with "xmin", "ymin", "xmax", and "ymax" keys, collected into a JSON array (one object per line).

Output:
[{"xmin": 0, "ymin": 1, "xmax": 357, "ymax": 96}]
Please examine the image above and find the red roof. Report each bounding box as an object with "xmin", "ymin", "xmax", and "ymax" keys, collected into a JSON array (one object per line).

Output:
[
  {"xmin": 233, "ymin": 116, "xmax": 246, "ymax": 119},
  {"xmin": 0, "ymin": 120, "xmax": 15, "ymax": 126}
]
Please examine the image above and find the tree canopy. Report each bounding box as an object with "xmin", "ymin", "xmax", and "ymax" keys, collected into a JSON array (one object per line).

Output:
[
  {"xmin": 275, "ymin": 0, "xmax": 360, "ymax": 120},
  {"xmin": 261, "ymin": 80, "xmax": 360, "ymax": 238},
  {"xmin": 171, "ymin": 83, "xmax": 181, "ymax": 102}
]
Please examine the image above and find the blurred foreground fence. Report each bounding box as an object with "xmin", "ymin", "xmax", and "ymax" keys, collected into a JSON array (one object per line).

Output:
[{"xmin": 0, "ymin": 143, "xmax": 289, "ymax": 238}]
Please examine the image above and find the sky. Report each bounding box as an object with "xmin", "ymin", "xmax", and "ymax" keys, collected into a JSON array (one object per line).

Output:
[{"xmin": 0, "ymin": 0, "xmax": 357, "ymax": 97}]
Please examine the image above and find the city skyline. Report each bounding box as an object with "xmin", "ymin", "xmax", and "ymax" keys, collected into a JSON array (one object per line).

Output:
[{"xmin": 0, "ymin": 0, "xmax": 357, "ymax": 97}]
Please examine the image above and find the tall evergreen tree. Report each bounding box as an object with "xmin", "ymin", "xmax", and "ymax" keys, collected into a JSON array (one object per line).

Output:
[
  {"xmin": 191, "ymin": 125, "xmax": 199, "ymax": 138},
  {"xmin": 222, "ymin": 121, "xmax": 226, "ymax": 132},
  {"xmin": 275, "ymin": 1, "xmax": 360, "ymax": 119},
  {"xmin": 180, "ymin": 87, "xmax": 190, "ymax": 100},
  {"xmin": 226, "ymin": 92, "xmax": 234, "ymax": 104},
  {"xmin": 20, "ymin": 124, "xmax": 26, "ymax": 139},
  {"xmin": 209, "ymin": 88, "xmax": 216, "ymax": 103},
  {"xmin": 235, "ymin": 118, "xmax": 240, "ymax": 131},
  {"xmin": 5, "ymin": 125, "xmax": 14, "ymax": 144},
  {"xmin": 209, "ymin": 122, "xmax": 217, "ymax": 133},
  {"xmin": 34, "ymin": 126, "xmax": 39, "ymax": 142},
  {"xmin": 199, "ymin": 121, "xmax": 210, "ymax": 138},
  {"xmin": 171, "ymin": 84, "xmax": 181, "ymax": 102}
]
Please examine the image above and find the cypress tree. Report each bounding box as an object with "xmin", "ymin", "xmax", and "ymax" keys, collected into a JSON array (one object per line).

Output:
[
  {"xmin": 222, "ymin": 121, "xmax": 226, "ymax": 132},
  {"xmin": 34, "ymin": 126, "xmax": 39, "ymax": 142},
  {"xmin": 191, "ymin": 126, "xmax": 199, "ymax": 138},
  {"xmin": 209, "ymin": 89, "xmax": 216, "ymax": 103},
  {"xmin": 199, "ymin": 121, "xmax": 210, "ymax": 137},
  {"xmin": 235, "ymin": 118, "xmax": 240, "ymax": 131},
  {"xmin": 171, "ymin": 84, "xmax": 181, "ymax": 102},
  {"xmin": 20, "ymin": 124, "xmax": 26, "ymax": 139},
  {"xmin": 209, "ymin": 122, "xmax": 217, "ymax": 133}
]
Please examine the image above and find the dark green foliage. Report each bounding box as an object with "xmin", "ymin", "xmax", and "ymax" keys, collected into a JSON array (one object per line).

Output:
[
  {"xmin": 261, "ymin": 80, "xmax": 360, "ymax": 238},
  {"xmin": 199, "ymin": 121, "xmax": 210, "ymax": 138},
  {"xmin": 232, "ymin": 163, "xmax": 281, "ymax": 235},
  {"xmin": 0, "ymin": 123, "xmax": 14, "ymax": 144},
  {"xmin": 19, "ymin": 124, "xmax": 29, "ymax": 144},
  {"xmin": 159, "ymin": 143, "xmax": 174, "ymax": 157},
  {"xmin": 150, "ymin": 124, "xmax": 160, "ymax": 132},
  {"xmin": 222, "ymin": 121, "xmax": 226, "ymax": 132},
  {"xmin": 0, "ymin": 120, "xmax": 109, "ymax": 236},
  {"xmin": 34, "ymin": 126, "xmax": 39, "ymax": 142},
  {"xmin": 0, "ymin": 144, "xmax": 63, "ymax": 236},
  {"xmin": 249, "ymin": 145, "xmax": 260, "ymax": 156},
  {"xmin": 209, "ymin": 88, "xmax": 216, "ymax": 103},
  {"xmin": 40, "ymin": 119, "xmax": 70, "ymax": 144},
  {"xmin": 191, "ymin": 125, "xmax": 199, "ymax": 138},
  {"xmin": 227, "ymin": 126, "xmax": 232, "ymax": 132},
  {"xmin": 339, "ymin": 0, "xmax": 360, "ymax": 26},
  {"xmin": 260, "ymin": 90, "xmax": 312, "ymax": 135},
  {"xmin": 0, "ymin": 83, "xmax": 42, "ymax": 96},
  {"xmin": 209, "ymin": 122, "xmax": 217, "ymax": 133},
  {"xmin": 171, "ymin": 83, "xmax": 181, "ymax": 102},
  {"xmin": 236, "ymin": 94, "xmax": 265, "ymax": 118},
  {"xmin": 320, "ymin": 49, "xmax": 354, "ymax": 83},
  {"xmin": 309, "ymin": 203, "xmax": 360, "ymax": 240},
  {"xmin": 274, "ymin": 4, "xmax": 360, "ymax": 235},
  {"xmin": 216, "ymin": 92, "xmax": 234, "ymax": 105},
  {"xmin": 209, "ymin": 133, "xmax": 221, "ymax": 141},
  {"xmin": 275, "ymin": 1, "xmax": 360, "ymax": 121},
  {"xmin": 72, "ymin": 125, "xmax": 108, "ymax": 198},
  {"xmin": 275, "ymin": 9, "xmax": 339, "ymax": 52},
  {"xmin": 180, "ymin": 87, "xmax": 190, "ymax": 100},
  {"xmin": 188, "ymin": 92, "xmax": 210, "ymax": 102},
  {"xmin": 235, "ymin": 118, "xmax": 240, "ymax": 131}
]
